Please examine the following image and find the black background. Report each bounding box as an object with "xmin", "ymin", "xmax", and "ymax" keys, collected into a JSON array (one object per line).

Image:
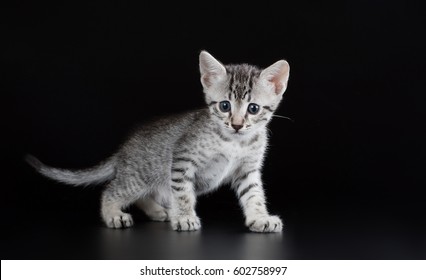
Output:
[{"xmin": 2, "ymin": 0, "xmax": 426, "ymax": 259}]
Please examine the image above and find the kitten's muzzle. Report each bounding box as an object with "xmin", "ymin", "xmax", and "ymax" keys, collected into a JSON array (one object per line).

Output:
[{"xmin": 231, "ymin": 124, "xmax": 243, "ymax": 132}]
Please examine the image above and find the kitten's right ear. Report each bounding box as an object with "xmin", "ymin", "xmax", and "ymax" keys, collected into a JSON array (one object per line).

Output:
[
  {"xmin": 199, "ymin": 51, "xmax": 227, "ymax": 89},
  {"xmin": 260, "ymin": 60, "xmax": 290, "ymax": 96}
]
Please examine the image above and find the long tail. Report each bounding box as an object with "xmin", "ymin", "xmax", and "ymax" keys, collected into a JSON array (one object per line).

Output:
[{"xmin": 25, "ymin": 154, "xmax": 116, "ymax": 186}]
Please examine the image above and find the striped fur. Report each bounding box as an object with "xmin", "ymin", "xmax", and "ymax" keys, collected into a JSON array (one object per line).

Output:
[
  {"xmin": 226, "ymin": 64, "xmax": 261, "ymax": 101},
  {"xmin": 27, "ymin": 51, "xmax": 290, "ymax": 232}
]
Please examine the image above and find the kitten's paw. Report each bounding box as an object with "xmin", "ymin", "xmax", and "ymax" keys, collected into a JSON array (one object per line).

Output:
[
  {"xmin": 148, "ymin": 209, "xmax": 170, "ymax": 222},
  {"xmin": 171, "ymin": 215, "xmax": 201, "ymax": 231},
  {"xmin": 246, "ymin": 215, "xmax": 283, "ymax": 233},
  {"xmin": 135, "ymin": 197, "xmax": 170, "ymax": 222},
  {"xmin": 105, "ymin": 213, "xmax": 134, "ymax": 229}
]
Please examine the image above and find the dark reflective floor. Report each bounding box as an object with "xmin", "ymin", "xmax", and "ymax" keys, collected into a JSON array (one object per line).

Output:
[{"xmin": 2, "ymin": 203, "xmax": 425, "ymax": 260}]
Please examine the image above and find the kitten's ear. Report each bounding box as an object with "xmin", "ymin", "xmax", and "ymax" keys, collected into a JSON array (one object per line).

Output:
[
  {"xmin": 199, "ymin": 51, "xmax": 227, "ymax": 89},
  {"xmin": 260, "ymin": 60, "xmax": 290, "ymax": 95}
]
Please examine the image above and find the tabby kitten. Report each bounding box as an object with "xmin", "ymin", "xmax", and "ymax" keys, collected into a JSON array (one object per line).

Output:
[{"xmin": 27, "ymin": 51, "xmax": 290, "ymax": 232}]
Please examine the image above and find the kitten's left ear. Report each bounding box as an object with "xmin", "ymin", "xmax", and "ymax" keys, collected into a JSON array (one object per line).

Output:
[{"xmin": 260, "ymin": 60, "xmax": 290, "ymax": 95}]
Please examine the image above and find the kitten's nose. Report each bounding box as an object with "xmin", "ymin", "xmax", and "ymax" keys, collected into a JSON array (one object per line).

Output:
[{"xmin": 231, "ymin": 124, "xmax": 243, "ymax": 132}]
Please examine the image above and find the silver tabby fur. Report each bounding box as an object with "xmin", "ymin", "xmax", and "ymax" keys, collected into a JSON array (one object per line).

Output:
[{"xmin": 27, "ymin": 51, "xmax": 290, "ymax": 232}]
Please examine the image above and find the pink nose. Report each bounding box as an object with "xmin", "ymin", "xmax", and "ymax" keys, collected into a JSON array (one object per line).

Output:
[{"xmin": 231, "ymin": 124, "xmax": 243, "ymax": 132}]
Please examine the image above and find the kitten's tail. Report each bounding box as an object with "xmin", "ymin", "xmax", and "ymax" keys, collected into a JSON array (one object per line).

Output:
[{"xmin": 25, "ymin": 154, "xmax": 116, "ymax": 187}]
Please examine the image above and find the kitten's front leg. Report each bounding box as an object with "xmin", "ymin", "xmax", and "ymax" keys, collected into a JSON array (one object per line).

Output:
[
  {"xmin": 169, "ymin": 165, "xmax": 201, "ymax": 231},
  {"xmin": 234, "ymin": 169, "xmax": 283, "ymax": 233}
]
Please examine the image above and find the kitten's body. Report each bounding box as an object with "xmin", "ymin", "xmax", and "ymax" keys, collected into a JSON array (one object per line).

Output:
[{"xmin": 27, "ymin": 51, "xmax": 290, "ymax": 232}]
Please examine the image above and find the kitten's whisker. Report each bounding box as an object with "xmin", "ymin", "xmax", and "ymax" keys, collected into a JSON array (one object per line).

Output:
[{"xmin": 272, "ymin": 114, "xmax": 294, "ymax": 122}]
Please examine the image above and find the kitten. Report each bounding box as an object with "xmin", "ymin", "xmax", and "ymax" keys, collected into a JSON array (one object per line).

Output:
[{"xmin": 26, "ymin": 51, "xmax": 290, "ymax": 232}]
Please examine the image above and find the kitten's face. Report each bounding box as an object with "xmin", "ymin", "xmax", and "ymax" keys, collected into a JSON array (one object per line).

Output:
[{"xmin": 199, "ymin": 51, "xmax": 290, "ymax": 138}]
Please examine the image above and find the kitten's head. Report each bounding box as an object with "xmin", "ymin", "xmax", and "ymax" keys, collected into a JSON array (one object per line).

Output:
[{"xmin": 199, "ymin": 51, "xmax": 290, "ymax": 138}]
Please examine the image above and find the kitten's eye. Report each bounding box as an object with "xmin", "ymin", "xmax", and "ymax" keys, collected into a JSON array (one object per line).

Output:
[
  {"xmin": 247, "ymin": 103, "xmax": 260, "ymax": 115},
  {"xmin": 219, "ymin": 101, "xmax": 231, "ymax": 113}
]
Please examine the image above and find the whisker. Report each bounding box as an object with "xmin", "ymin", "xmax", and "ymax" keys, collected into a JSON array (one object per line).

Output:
[{"xmin": 272, "ymin": 114, "xmax": 294, "ymax": 122}]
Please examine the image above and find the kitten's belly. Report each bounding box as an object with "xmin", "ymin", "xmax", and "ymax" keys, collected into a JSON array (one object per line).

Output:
[{"xmin": 194, "ymin": 154, "xmax": 234, "ymax": 195}]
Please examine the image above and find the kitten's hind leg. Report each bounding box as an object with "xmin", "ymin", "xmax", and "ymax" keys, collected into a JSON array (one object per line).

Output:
[
  {"xmin": 101, "ymin": 197, "xmax": 134, "ymax": 228},
  {"xmin": 100, "ymin": 181, "xmax": 141, "ymax": 228},
  {"xmin": 135, "ymin": 196, "xmax": 169, "ymax": 222}
]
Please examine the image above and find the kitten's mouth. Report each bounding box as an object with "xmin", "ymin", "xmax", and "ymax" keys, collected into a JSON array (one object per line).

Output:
[
  {"xmin": 230, "ymin": 128, "xmax": 247, "ymax": 136},
  {"xmin": 232, "ymin": 126, "xmax": 251, "ymax": 135},
  {"xmin": 223, "ymin": 124, "xmax": 250, "ymax": 136}
]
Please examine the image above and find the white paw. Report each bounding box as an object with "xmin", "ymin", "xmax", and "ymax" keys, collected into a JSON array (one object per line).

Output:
[
  {"xmin": 171, "ymin": 215, "xmax": 201, "ymax": 231},
  {"xmin": 148, "ymin": 209, "xmax": 170, "ymax": 222},
  {"xmin": 246, "ymin": 215, "xmax": 283, "ymax": 233},
  {"xmin": 105, "ymin": 213, "xmax": 134, "ymax": 229}
]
